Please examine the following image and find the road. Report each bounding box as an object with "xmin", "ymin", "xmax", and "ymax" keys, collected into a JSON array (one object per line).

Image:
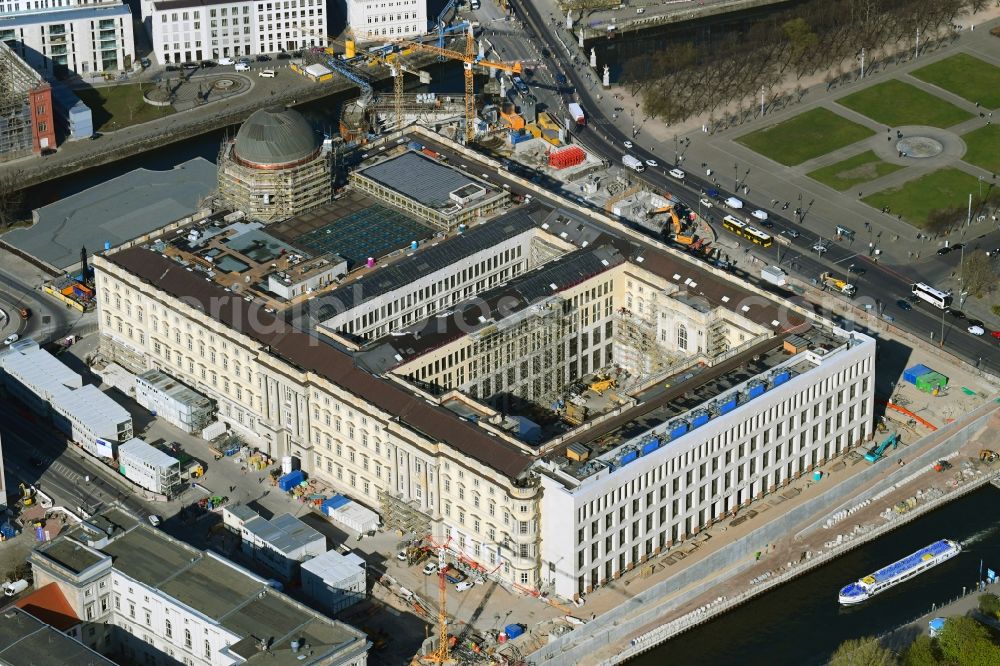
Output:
[{"xmin": 486, "ymin": 0, "xmax": 1000, "ymax": 374}]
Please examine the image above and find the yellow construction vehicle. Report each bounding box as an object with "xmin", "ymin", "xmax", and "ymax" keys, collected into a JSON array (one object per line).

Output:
[
  {"xmin": 589, "ymin": 375, "xmax": 616, "ymax": 395},
  {"xmin": 819, "ymin": 272, "xmax": 857, "ymax": 296},
  {"xmin": 19, "ymin": 483, "xmax": 34, "ymax": 507},
  {"xmin": 980, "ymin": 450, "xmax": 997, "ymax": 463}
]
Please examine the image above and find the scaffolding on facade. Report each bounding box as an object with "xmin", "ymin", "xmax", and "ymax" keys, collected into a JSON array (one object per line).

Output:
[
  {"xmin": 0, "ymin": 41, "xmax": 42, "ymax": 160},
  {"xmin": 379, "ymin": 488, "xmax": 432, "ymax": 537},
  {"xmin": 705, "ymin": 318, "xmax": 729, "ymax": 359},
  {"xmin": 613, "ymin": 306, "xmax": 675, "ymax": 382}
]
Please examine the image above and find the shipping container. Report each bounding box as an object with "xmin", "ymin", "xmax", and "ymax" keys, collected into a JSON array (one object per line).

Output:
[
  {"xmin": 902, "ymin": 364, "xmax": 932, "ymax": 385},
  {"xmin": 278, "ymin": 469, "xmax": 305, "ymax": 492},
  {"xmin": 504, "ymin": 624, "xmax": 525, "ymax": 640}
]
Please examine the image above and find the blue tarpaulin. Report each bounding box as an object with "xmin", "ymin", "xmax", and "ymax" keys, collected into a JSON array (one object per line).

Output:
[
  {"xmin": 670, "ymin": 423, "xmax": 688, "ymax": 440},
  {"xmin": 720, "ymin": 398, "xmax": 737, "ymax": 415},
  {"xmin": 642, "ymin": 439, "xmax": 660, "ymax": 455},
  {"xmin": 692, "ymin": 413, "xmax": 710, "ymax": 428},
  {"xmin": 773, "ymin": 371, "xmax": 790, "ymax": 386},
  {"xmin": 620, "ymin": 451, "xmax": 638, "ymax": 465},
  {"xmin": 278, "ymin": 469, "xmax": 305, "ymax": 492}
]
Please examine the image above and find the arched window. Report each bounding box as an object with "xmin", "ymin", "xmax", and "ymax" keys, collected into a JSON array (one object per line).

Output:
[{"xmin": 677, "ymin": 324, "xmax": 688, "ymax": 351}]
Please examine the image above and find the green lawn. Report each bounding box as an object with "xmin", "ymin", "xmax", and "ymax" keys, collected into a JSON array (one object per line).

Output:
[
  {"xmin": 735, "ymin": 108, "xmax": 875, "ymax": 166},
  {"xmin": 75, "ymin": 83, "xmax": 175, "ymax": 132},
  {"xmin": 862, "ymin": 168, "xmax": 982, "ymax": 226},
  {"xmin": 961, "ymin": 124, "xmax": 1000, "ymax": 174},
  {"xmin": 837, "ymin": 79, "xmax": 973, "ymax": 128},
  {"xmin": 912, "ymin": 53, "xmax": 1000, "ymax": 108},
  {"xmin": 807, "ymin": 150, "xmax": 905, "ymax": 191}
]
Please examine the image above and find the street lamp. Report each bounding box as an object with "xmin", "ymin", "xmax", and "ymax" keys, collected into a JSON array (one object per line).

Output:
[{"xmin": 734, "ymin": 162, "xmax": 739, "ymax": 190}]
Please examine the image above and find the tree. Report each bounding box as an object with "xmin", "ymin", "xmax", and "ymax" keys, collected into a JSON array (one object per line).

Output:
[
  {"xmin": 902, "ymin": 634, "xmax": 940, "ymax": 666},
  {"xmin": 978, "ymin": 593, "xmax": 1000, "ymax": 619},
  {"xmin": 0, "ymin": 168, "xmax": 25, "ymax": 231},
  {"xmin": 961, "ymin": 253, "xmax": 998, "ymax": 298},
  {"xmin": 830, "ymin": 636, "xmax": 897, "ymax": 666},
  {"xmin": 937, "ymin": 616, "xmax": 1000, "ymax": 666}
]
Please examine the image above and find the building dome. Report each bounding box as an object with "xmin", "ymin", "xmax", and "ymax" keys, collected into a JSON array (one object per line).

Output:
[{"xmin": 232, "ymin": 107, "xmax": 321, "ymax": 168}]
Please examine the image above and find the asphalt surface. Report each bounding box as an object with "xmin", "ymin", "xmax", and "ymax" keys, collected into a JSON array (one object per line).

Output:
[{"xmin": 494, "ymin": 0, "xmax": 1000, "ymax": 374}]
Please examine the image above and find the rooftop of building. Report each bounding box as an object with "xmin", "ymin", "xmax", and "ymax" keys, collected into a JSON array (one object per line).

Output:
[
  {"xmin": 50, "ymin": 384, "xmax": 130, "ymax": 428},
  {"xmin": 242, "ymin": 512, "xmax": 325, "ymax": 554},
  {"xmin": 356, "ymin": 236, "xmax": 629, "ymax": 375},
  {"xmin": 300, "ymin": 549, "xmax": 365, "ymax": 581},
  {"xmin": 269, "ymin": 189, "xmax": 434, "ymax": 270},
  {"xmin": 0, "ymin": 339, "xmax": 81, "ymax": 391},
  {"xmin": 137, "ymin": 369, "xmax": 213, "ymax": 409},
  {"xmin": 231, "ymin": 107, "xmax": 321, "ymax": 168},
  {"xmin": 118, "ymin": 438, "xmax": 180, "ymax": 469},
  {"xmin": 0, "ymin": 608, "xmax": 115, "ymax": 666},
  {"xmin": 0, "ymin": 2, "xmax": 129, "ymax": 25},
  {"xmin": 38, "ymin": 511, "xmax": 368, "ymax": 666},
  {"xmin": 543, "ymin": 325, "xmax": 866, "ymax": 483},
  {"xmin": 34, "ymin": 538, "xmax": 107, "ymax": 576},
  {"xmin": 153, "ymin": 213, "xmax": 345, "ymax": 310},
  {"xmin": 355, "ymin": 151, "xmax": 502, "ymax": 212},
  {"xmin": 102, "ymin": 247, "xmax": 536, "ymax": 480},
  {"xmin": 311, "ymin": 205, "xmax": 544, "ymax": 323},
  {"xmin": 1, "ymin": 158, "xmax": 215, "ymax": 272},
  {"xmin": 12, "ymin": 583, "xmax": 80, "ymax": 632}
]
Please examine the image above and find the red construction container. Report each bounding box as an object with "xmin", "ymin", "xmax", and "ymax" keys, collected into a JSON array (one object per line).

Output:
[{"xmin": 548, "ymin": 146, "xmax": 585, "ymax": 169}]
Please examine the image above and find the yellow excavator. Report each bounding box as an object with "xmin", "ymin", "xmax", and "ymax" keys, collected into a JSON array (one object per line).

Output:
[
  {"xmin": 19, "ymin": 483, "xmax": 34, "ymax": 507},
  {"xmin": 589, "ymin": 374, "xmax": 617, "ymax": 395},
  {"xmin": 648, "ymin": 202, "xmax": 695, "ymax": 245}
]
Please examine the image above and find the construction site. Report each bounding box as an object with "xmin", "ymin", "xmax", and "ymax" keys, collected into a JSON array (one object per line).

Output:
[{"xmin": 0, "ymin": 40, "xmax": 55, "ymax": 160}]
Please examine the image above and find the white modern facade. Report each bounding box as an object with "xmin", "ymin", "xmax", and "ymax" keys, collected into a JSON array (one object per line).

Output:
[
  {"xmin": 301, "ymin": 549, "xmax": 366, "ymax": 615},
  {"xmin": 118, "ymin": 438, "xmax": 181, "ymax": 495},
  {"xmin": 147, "ymin": 0, "xmax": 326, "ymax": 64},
  {"xmin": 537, "ymin": 331, "xmax": 876, "ymax": 598},
  {"xmin": 29, "ymin": 508, "xmax": 370, "ymax": 666},
  {"xmin": 0, "ymin": 0, "xmax": 135, "ymax": 75},
  {"xmin": 345, "ymin": 0, "xmax": 426, "ymax": 42}
]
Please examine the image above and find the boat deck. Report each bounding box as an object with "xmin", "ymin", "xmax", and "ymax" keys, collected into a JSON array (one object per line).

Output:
[{"xmin": 864, "ymin": 539, "xmax": 954, "ymax": 585}]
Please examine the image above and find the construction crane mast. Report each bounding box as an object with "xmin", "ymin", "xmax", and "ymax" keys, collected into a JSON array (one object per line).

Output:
[
  {"xmin": 399, "ymin": 27, "xmax": 522, "ymax": 142},
  {"xmin": 413, "ymin": 536, "xmax": 456, "ymax": 665}
]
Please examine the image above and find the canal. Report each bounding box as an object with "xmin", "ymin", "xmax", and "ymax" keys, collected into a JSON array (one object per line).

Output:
[
  {"xmin": 629, "ymin": 484, "xmax": 1000, "ymax": 666},
  {"xmin": 17, "ymin": 63, "xmax": 467, "ymax": 210}
]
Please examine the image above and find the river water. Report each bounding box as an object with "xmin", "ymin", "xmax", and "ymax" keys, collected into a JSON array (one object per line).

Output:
[
  {"xmin": 18, "ymin": 63, "xmax": 466, "ymax": 209},
  {"xmin": 629, "ymin": 484, "xmax": 1000, "ymax": 666}
]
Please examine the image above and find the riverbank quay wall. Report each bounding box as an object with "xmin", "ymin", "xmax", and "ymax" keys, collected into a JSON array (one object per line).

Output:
[{"xmin": 528, "ymin": 399, "xmax": 999, "ymax": 666}]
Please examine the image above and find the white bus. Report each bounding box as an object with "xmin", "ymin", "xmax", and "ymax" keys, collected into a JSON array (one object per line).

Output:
[{"xmin": 911, "ymin": 282, "xmax": 953, "ymax": 309}]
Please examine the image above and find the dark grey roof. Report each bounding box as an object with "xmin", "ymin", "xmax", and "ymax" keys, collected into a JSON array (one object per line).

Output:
[
  {"xmin": 357, "ymin": 237, "xmax": 628, "ymax": 372},
  {"xmin": 312, "ymin": 205, "xmax": 543, "ymax": 321},
  {"xmin": 233, "ymin": 108, "xmax": 320, "ymax": 166},
  {"xmin": 357, "ymin": 151, "xmax": 490, "ymax": 209},
  {"xmin": 0, "ymin": 609, "xmax": 116, "ymax": 666}
]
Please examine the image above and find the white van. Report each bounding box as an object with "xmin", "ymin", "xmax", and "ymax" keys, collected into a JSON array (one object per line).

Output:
[
  {"xmin": 235, "ymin": 62, "xmax": 250, "ymax": 72},
  {"xmin": 258, "ymin": 69, "xmax": 276, "ymax": 78},
  {"xmin": 3, "ymin": 580, "xmax": 28, "ymax": 596},
  {"xmin": 636, "ymin": 7, "xmax": 645, "ymax": 14},
  {"xmin": 724, "ymin": 196, "xmax": 744, "ymax": 209}
]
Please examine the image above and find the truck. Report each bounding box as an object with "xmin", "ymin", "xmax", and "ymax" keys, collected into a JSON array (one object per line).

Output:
[
  {"xmin": 567, "ymin": 102, "xmax": 585, "ymax": 126},
  {"xmin": 623, "ymin": 155, "xmax": 645, "ymax": 172},
  {"xmin": 819, "ymin": 271, "xmax": 857, "ymax": 296},
  {"xmin": 760, "ymin": 266, "xmax": 787, "ymax": 286},
  {"xmin": 3, "ymin": 580, "xmax": 28, "ymax": 596}
]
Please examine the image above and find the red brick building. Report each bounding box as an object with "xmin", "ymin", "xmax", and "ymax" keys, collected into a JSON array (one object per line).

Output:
[{"xmin": 28, "ymin": 82, "xmax": 56, "ymax": 154}]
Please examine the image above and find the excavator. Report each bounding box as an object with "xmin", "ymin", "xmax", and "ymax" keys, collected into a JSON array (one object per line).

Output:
[{"xmin": 647, "ymin": 202, "xmax": 695, "ymax": 246}]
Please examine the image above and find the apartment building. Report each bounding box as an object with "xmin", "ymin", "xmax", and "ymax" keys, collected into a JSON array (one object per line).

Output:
[
  {"xmin": 0, "ymin": 0, "xmax": 135, "ymax": 75},
  {"xmin": 537, "ymin": 330, "xmax": 876, "ymax": 598},
  {"xmin": 147, "ymin": 0, "xmax": 325, "ymax": 64},
  {"xmin": 29, "ymin": 507, "xmax": 369, "ymax": 666},
  {"xmin": 345, "ymin": 0, "xmax": 426, "ymax": 41},
  {"xmin": 94, "ymin": 247, "xmax": 543, "ymax": 592}
]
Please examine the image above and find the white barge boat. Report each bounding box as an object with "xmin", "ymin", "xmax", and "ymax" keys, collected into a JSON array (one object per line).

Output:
[{"xmin": 838, "ymin": 539, "xmax": 961, "ymax": 605}]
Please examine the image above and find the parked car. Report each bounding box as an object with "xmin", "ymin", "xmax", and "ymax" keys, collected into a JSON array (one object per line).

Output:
[
  {"xmin": 256, "ymin": 54, "xmax": 272, "ymax": 62},
  {"xmin": 455, "ymin": 581, "xmax": 475, "ymax": 592},
  {"xmin": 3, "ymin": 334, "xmax": 18, "ymax": 345},
  {"xmin": 277, "ymin": 52, "xmax": 292, "ymax": 59},
  {"xmin": 396, "ymin": 550, "xmax": 407, "ymax": 561},
  {"xmin": 947, "ymin": 309, "xmax": 966, "ymax": 320},
  {"xmin": 235, "ymin": 62, "xmax": 250, "ymax": 72},
  {"xmin": 669, "ymin": 168, "xmax": 685, "ymax": 179},
  {"xmin": 936, "ymin": 246, "xmax": 951, "ymax": 255},
  {"xmin": 258, "ymin": 69, "xmax": 276, "ymax": 78},
  {"xmin": 148, "ymin": 515, "xmax": 162, "ymax": 527},
  {"xmin": 200, "ymin": 60, "xmax": 217, "ymax": 68},
  {"xmin": 165, "ymin": 64, "xmax": 180, "ymax": 71},
  {"xmin": 968, "ymin": 325, "xmax": 985, "ymax": 336},
  {"xmin": 183, "ymin": 62, "xmax": 200, "ymax": 70},
  {"xmin": 217, "ymin": 57, "xmax": 235, "ymax": 66},
  {"xmin": 237, "ymin": 57, "xmax": 252, "ymax": 65},
  {"xmin": 422, "ymin": 562, "xmax": 438, "ymax": 575},
  {"xmin": 896, "ymin": 299, "xmax": 912, "ymax": 311}
]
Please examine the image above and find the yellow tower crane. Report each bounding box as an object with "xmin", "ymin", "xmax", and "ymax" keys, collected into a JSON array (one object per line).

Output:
[
  {"xmin": 412, "ymin": 536, "xmax": 457, "ymax": 665},
  {"xmin": 398, "ymin": 27, "xmax": 522, "ymax": 143}
]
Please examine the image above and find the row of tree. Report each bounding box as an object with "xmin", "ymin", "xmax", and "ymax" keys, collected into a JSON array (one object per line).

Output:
[
  {"xmin": 830, "ymin": 598, "xmax": 1000, "ymax": 666},
  {"xmin": 621, "ymin": 0, "xmax": 986, "ymax": 127}
]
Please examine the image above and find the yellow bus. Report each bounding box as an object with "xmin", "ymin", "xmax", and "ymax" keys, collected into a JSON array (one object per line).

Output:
[{"xmin": 722, "ymin": 215, "xmax": 773, "ymax": 247}]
